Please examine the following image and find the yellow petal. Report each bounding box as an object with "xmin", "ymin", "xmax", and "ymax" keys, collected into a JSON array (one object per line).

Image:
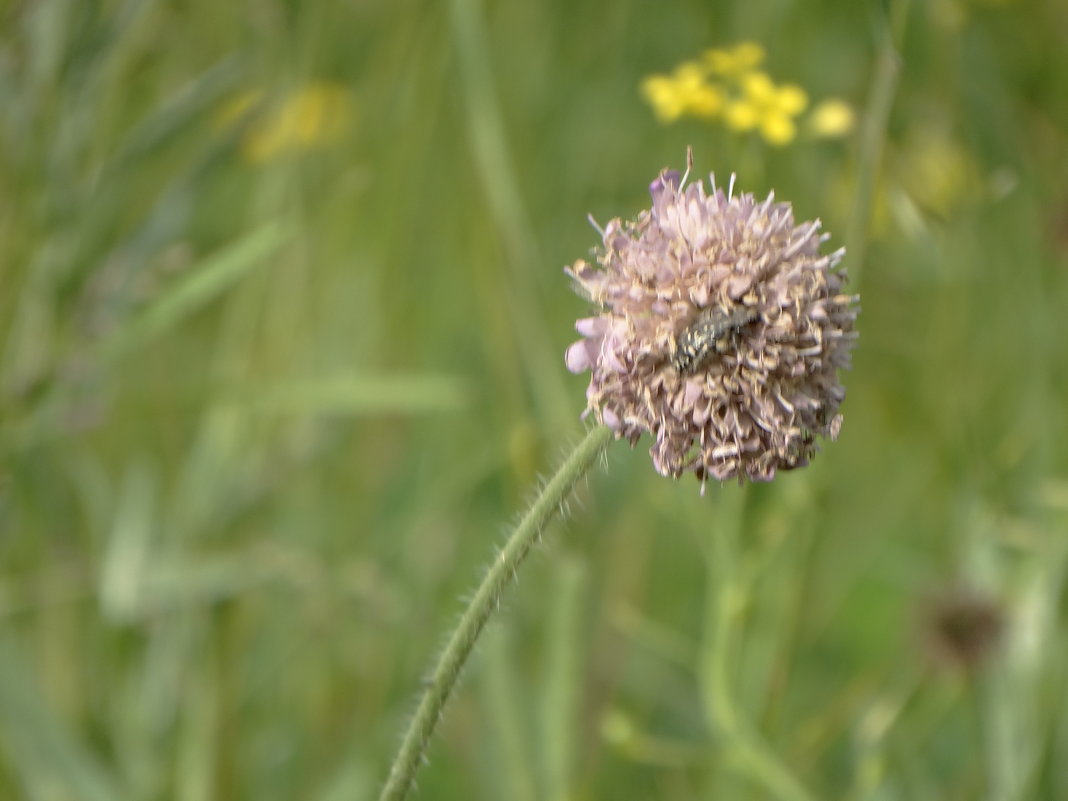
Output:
[
  {"xmin": 239, "ymin": 82, "xmax": 352, "ymax": 163},
  {"xmin": 640, "ymin": 75, "xmax": 686, "ymax": 122},
  {"xmin": 808, "ymin": 99, "xmax": 855, "ymax": 138},
  {"xmin": 703, "ymin": 47, "xmax": 733, "ymax": 74},
  {"xmin": 287, "ymin": 83, "xmax": 352, "ymax": 143},
  {"xmin": 774, "ymin": 84, "xmax": 809, "ymax": 115},
  {"xmin": 688, "ymin": 84, "xmax": 726, "ymax": 118},
  {"xmin": 740, "ymin": 71, "xmax": 776, "ymax": 103},
  {"xmin": 724, "ymin": 100, "xmax": 760, "ymax": 131},
  {"xmin": 704, "ymin": 41, "xmax": 765, "ymax": 75},
  {"xmin": 760, "ymin": 114, "xmax": 797, "ymax": 146},
  {"xmin": 731, "ymin": 42, "xmax": 766, "ymax": 70},
  {"xmin": 674, "ymin": 61, "xmax": 710, "ymax": 86}
]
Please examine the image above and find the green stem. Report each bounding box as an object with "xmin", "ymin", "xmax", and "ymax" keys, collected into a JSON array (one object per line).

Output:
[
  {"xmin": 378, "ymin": 424, "xmax": 614, "ymax": 801},
  {"xmin": 699, "ymin": 494, "xmax": 815, "ymax": 801},
  {"xmin": 845, "ymin": 0, "xmax": 909, "ymax": 285}
]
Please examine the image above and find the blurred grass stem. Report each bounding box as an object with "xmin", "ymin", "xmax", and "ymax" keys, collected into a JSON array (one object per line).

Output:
[
  {"xmin": 378, "ymin": 424, "xmax": 613, "ymax": 801},
  {"xmin": 845, "ymin": 0, "xmax": 909, "ymax": 285},
  {"xmin": 700, "ymin": 497, "xmax": 816, "ymax": 801},
  {"xmin": 449, "ymin": 0, "xmax": 571, "ymax": 424}
]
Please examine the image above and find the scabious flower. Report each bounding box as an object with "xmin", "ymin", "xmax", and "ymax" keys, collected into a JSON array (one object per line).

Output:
[{"xmin": 565, "ymin": 154, "xmax": 858, "ymax": 486}]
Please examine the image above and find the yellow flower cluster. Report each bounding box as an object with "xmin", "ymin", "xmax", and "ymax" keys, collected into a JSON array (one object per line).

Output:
[
  {"xmin": 640, "ymin": 42, "xmax": 854, "ymax": 146},
  {"xmin": 218, "ymin": 82, "xmax": 353, "ymax": 163}
]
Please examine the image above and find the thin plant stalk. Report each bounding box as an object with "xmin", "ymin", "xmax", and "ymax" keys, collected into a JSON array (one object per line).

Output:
[
  {"xmin": 698, "ymin": 491, "xmax": 815, "ymax": 801},
  {"xmin": 378, "ymin": 424, "xmax": 613, "ymax": 801},
  {"xmin": 845, "ymin": 0, "xmax": 909, "ymax": 285}
]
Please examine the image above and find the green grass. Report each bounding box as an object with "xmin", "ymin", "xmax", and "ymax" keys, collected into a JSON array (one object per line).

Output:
[{"xmin": 2, "ymin": 0, "xmax": 1068, "ymax": 799}]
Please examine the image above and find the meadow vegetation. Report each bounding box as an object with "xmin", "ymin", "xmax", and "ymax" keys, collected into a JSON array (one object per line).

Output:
[{"xmin": 1, "ymin": 0, "xmax": 1067, "ymax": 799}]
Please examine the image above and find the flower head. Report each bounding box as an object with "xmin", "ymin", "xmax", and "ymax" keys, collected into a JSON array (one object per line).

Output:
[
  {"xmin": 640, "ymin": 62, "xmax": 726, "ymax": 123},
  {"xmin": 641, "ymin": 42, "xmax": 849, "ymax": 148},
  {"xmin": 807, "ymin": 98, "xmax": 856, "ymax": 139},
  {"xmin": 723, "ymin": 71, "xmax": 808, "ymax": 147},
  {"xmin": 565, "ymin": 152, "xmax": 858, "ymax": 486},
  {"xmin": 920, "ymin": 587, "xmax": 1005, "ymax": 672}
]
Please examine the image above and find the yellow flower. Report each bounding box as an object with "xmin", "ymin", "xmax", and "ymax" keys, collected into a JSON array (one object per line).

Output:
[
  {"xmin": 723, "ymin": 71, "xmax": 808, "ymax": 146},
  {"xmin": 895, "ymin": 126, "xmax": 979, "ymax": 217},
  {"xmin": 641, "ymin": 44, "xmax": 840, "ymax": 148},
  {"xmin": 723, "ymin": 99, "xmax": 759, "ymax": 132},
  {"xmin": 759, "ymin": 114, "xmax": 798, "ymax": 147},
  {"xmin": 221, "ymin": 82, "xmax": 353, "ymax": 164},
  {"xmin": 807, "ymin": 98, "xmax": 856, "ymax": 138},
  {"xmin": 640, "ymin": 75, "xmax": 687, "ymax": 123},
  {"xmin": 640, "ymin": 62, "xmax": 725, "ymax": 123},
  {"xmin": 704, "ymin": 41, "xmax": 765, "ymax": 76}
]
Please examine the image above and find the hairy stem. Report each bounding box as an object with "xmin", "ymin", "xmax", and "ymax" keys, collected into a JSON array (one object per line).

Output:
[{"xmin": 378, "ymin": 424, "xmax": 613, "ymax": 801}]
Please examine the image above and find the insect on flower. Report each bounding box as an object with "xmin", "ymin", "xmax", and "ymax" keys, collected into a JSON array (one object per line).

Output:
[
  {"xmin": 564, "ymin": 151, "xmax": 858, "ymax": 483},
  {"xmin": 672, "ymin": 304, "xmax": 759, "ymax": 373}
]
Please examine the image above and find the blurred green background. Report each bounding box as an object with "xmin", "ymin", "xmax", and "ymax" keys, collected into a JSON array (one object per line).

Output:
[{"xmin": 2, "ymin": 0, "xmax": 1067, "ymax": 799}]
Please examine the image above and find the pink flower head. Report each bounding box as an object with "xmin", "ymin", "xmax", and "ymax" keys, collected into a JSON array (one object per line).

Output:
[{"xmin": 565, "ymin": 152, "xmax": 858, "ymax": 486}]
